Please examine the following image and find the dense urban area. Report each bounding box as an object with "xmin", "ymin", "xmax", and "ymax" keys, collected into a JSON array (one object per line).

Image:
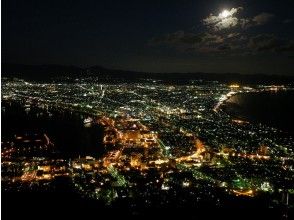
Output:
[{"xmin": 1, "ymin": 77, "xmax": 294, "ymax": 212}]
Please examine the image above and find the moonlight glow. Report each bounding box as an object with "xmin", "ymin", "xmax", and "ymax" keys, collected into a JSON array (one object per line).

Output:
[{"xmin": 220, "ymin": 10, "xmax": 230, "ymax": 18}]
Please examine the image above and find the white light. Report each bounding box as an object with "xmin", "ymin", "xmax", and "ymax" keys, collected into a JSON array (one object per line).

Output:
[{"xmin": 220, "ymin": 10, "xmax": 230, "ymax": 18}]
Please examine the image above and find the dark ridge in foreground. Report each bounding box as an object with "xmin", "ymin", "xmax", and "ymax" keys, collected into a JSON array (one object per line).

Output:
[
  {"xmin": 2, "ymin": 63, "xmax": 294, "ymax": 84},
  {"xmin": 3, "ymin": 191, "xmax": 291, "ymax": 220}
]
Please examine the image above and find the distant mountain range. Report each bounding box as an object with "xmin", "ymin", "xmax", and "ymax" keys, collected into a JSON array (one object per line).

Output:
[{"xmin": 2, "ymin": 63, "xmax": 294, "ymax": 84}]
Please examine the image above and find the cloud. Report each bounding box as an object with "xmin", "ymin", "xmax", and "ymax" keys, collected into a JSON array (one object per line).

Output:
[
  {"xmin": 247, "ymin": 34, "xmax": 278, "ymax": 51},
  {"xmin": 202, "ymin": 8, "xmax": 275, "ymax": 31},
  {"xmin": 239, "ymin": 18, "xmax": 251, "ymax": 29},
  {"xmin": 276, "ymin": 41, "xmax": 294, "ymax": 52},
  {"xmin": 202, "ymin": 7, "xmax": 243, "ymax": 31},
  {"xmin": 217, "ymin": 44, "xmax": 231, "ymax": 51},
  {"xmin": 149, "ymin": 6, "xmax": 292, "ymax": 56},
  {"xmin": 150, "ymin": 31, "xmax": 225, "ymax": 47},
  {"xmin": 150, "ymin": 30, "xmax": 244, "ymax": 54},
  {"xmin": 202, "ymin": 33, "xmax": 224, "ymax": 44},
  {"xmin": 247, "ymin": 35, "xmax": 294, "ymax": 53},
  {"xmin": 252, "ymin": 13, "xmax": 275, "ymax": 26},
  {"xmin": 150, "ymin": 28, "xmax": 294, "ymax": 57},
  {"xmin": 214, "ymin": 17, "xmax": 239, "ymax": 30},
  {"xmin": 227, "ymin": 33, "xmax": 240, "ymax": 39},
  {"xmin": 283, "ymin": 19, "xmax": 294, "ymax": 24},
  {"xmin": 150, "ymin": 31, "xmax": 204, "ymax": 46}
]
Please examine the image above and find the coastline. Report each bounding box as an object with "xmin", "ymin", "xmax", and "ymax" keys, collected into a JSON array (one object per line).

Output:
[{"xmin": 219, "ymin": 89, "xmax": 294, "ymax": 135}]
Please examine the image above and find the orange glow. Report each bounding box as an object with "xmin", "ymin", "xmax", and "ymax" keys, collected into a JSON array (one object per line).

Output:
[
  {"xmin": 229, "ymin": 84, "xmax": 240, "ymax": 89},
  {"xmin": 232, "ymin": 119, "xmax": 249, "ymax": 124},
  {"xmin": 233, "ymin": 189, "xmax": 254, "ymax": 197},
  {"xmin": 196, "ymin": 139, "xmax": 205, "ymax": 153}
]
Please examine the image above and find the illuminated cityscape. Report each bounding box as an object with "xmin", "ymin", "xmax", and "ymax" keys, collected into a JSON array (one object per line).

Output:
[
  {"xmin": 2, "ymin": 0, "xmax": 294, "ymax": 218},
  {"xmin": 2, "ymin": 77, "xmax": 294, "ymax": 217}
]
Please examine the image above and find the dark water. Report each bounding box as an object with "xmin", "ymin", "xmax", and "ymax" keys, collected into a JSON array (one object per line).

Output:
[
  {"xmin": 223, "ymin": 90, "xmax": 294, "ymax": 135},
  {"xmin": 1, "ymin": 101, "xmax": 105, "ymax": 158}
]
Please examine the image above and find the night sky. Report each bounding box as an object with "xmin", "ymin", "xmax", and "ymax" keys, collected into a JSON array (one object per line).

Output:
[{"xmin": 2, "ymin": 0, "xmax": 294, "ymax": 75}]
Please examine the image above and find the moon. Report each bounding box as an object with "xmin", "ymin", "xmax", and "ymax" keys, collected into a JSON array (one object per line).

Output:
[{"xmin": 220, "ymin": 10, "xmax": 230, "ymax": 18}]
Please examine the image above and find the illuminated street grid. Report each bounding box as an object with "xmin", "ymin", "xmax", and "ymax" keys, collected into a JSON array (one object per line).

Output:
[{"xmin": 1, "ymin": 78, "xmax": 294, "ymax": 207}]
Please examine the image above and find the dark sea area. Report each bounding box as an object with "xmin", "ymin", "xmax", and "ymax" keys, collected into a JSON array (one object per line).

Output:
[
  {"xmin": 222, "ymin": 90, "xmax": 294, "ymax": 135},
  {"xmin": 1, "ymin": 101, "xmax": 105, "ymax": 158}
]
